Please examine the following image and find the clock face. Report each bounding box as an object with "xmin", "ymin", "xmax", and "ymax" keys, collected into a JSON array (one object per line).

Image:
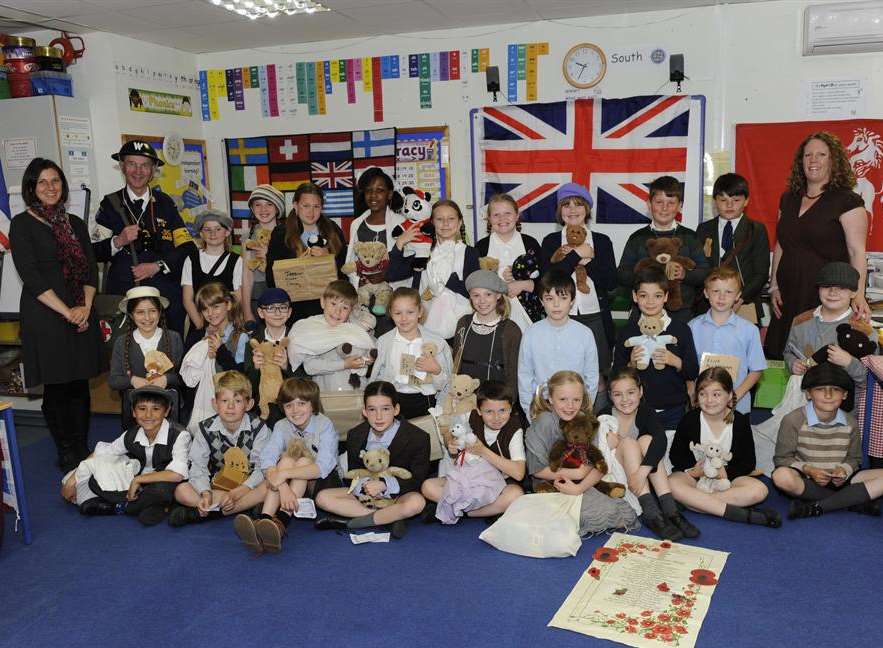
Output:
[{"xmin": 563, "ymin": 43, "xmax": 607, "ymax": 89}]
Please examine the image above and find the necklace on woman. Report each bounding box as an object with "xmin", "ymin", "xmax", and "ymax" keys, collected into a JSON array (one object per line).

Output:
[{"xmin": 805, "ymin": 190, "xmax": 824, "ymax": 199}]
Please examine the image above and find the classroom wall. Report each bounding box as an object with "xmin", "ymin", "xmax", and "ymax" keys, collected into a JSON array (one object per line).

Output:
[{"xmin": 17, "ymin": 0, "xmax": 883, "ymax": 251}]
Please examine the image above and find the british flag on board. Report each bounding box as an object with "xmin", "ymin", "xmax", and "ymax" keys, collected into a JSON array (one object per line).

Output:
[
  {"xmin": 311, "ymin": 160, "xmax": 354, "ymax": 189},
  {"xmin": 471, "ymin": 95, "xmax": 705, "ymax": 234}
]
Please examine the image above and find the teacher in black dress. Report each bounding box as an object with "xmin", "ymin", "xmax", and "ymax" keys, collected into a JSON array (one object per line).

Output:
[
  {"xmin": 9, "ymin": 158, "xmax": 102, "ymax": 473},
  {"xmin": 765, "ymin": 132, "xmax": 869, "ymax": 357}
]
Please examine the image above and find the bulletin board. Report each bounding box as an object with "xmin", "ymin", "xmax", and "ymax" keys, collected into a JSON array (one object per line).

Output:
[
  {"xmin": 121, "ymin": 134, "xmax": 211, "ymax": 233},
  {"xmin": 396, "ymin": 126, "xmax": 451, "ymax": 200}
]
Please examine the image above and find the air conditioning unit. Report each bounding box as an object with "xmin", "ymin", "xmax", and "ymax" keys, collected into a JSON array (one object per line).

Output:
[{"xmin": 804, "ymin": 1, "xmax": 883, "ymax": 55}]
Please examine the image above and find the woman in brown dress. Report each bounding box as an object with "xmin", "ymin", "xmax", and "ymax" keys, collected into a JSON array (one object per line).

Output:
[
  {"xmin": 9, "ymin": 158, "xmax": 102, "ymax": 472},
  {"xmin": 765, "ymin": 132, "xmax": 869, "ymax": 357}
]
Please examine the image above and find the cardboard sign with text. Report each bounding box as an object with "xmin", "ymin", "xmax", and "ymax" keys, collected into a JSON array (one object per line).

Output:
[{"xmin": 271, "ymin": 255, "xmax": 337, "ymax": 302}]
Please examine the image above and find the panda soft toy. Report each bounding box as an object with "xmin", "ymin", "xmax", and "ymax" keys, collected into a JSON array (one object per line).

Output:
[{"xmin": 392, "ymin": 186, "xmax": 434, "ymax": 270}]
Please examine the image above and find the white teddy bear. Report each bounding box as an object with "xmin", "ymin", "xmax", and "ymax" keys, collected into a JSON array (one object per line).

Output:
[
  {"xmin": 689, "ymin": 441, "xmax": 733, "ymax": 493},
  {"xmin": 624, "ymin": 314, "xmax": 678, "ymax": 370},
  {"xmin": 450, "ymin": 422, "xmax": 478, "ymax": 451}
]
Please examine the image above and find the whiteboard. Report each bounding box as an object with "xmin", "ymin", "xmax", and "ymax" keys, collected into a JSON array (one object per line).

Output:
[{"xmin": 0, "ymin": 188, "xmax": 90, "ymax": 317}]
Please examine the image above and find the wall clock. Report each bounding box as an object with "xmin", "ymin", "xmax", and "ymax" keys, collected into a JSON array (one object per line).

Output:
[{"xmin": 562, "ymin": 43, "xmax": 607, "ymax": 89}]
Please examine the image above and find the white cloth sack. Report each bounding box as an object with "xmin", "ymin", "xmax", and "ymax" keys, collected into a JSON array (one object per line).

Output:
[
  {"xmin": 752, "ymin": 374, "xmax": 806, "ymax": 476},
  {"xmin": 479, "ymin": 493, "xmax": 583, "ymax": 558},
  {"xmin": 63, "ymin": 455, "xmax": 141, "ymax": 505},
  {"xmin": 181, "ymin": 339, "xmax": 218, "ymax": 434},
  {"xmin": 422, "ymin": 288, "xmax": 473, "ymax": 340},
  {"xmin": 507, "ymin": 296, "xmax": 533, "ymax": 333},
  {"xmin": 596, "ymin": 415, "xmax": 642, "ymax": 515}
]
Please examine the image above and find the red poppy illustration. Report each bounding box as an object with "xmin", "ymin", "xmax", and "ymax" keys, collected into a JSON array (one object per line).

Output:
[
  {"xmin": 657, "ymin": 582, "xmax": 670, "ymax": 592},
  {"xmin": 689, "ymin": 568, "xmax": 718, "ymax": 585},
  {"xmin": 644, "ymin": 632, "xmax": 657, "ymax": 639},
  {"xmin": 625, "ymin": 626, "xmax": 637, "ymax": 634},
  {"xmin": 616, "ymin": 613, "xmax": 627, "ymax": 619},
  {"xmin": 593, "ymin": 547, "xmax": 620, "ymax": 563},
  {"xmin": 627, "ymin": 618, "xmax": 638, "ymax": 625},
  {"xmin": 660, "ymin": 541, "xmax": 672, "ymax": 548},
  {"xmin": 587, "ymin": 567, "xmax": 601, "ymax": 579},
  {"xmin": 641, "ymin": 610, "xmax": 653, "ymax": 617},
  {"xmin": 671, "ymin": 594, "xmax": 684, "ymax": 605},
  {"xmin": 674, "ymin": 625, "xmax": 688, "ymax": 634},
  {"xmin": 607, "ymin": 620, "xmax": 616, "ymax": 625},
  {"xmin": 685, "ymin": 600, "xmax": 695, "ymax": 608},
  {"xmin": 658, "ymin": 614, "xmax": 671, "ymax": 622},
  {"xmin": 677, "ymin": 608, "xmax": 692, "ymax": 618}
]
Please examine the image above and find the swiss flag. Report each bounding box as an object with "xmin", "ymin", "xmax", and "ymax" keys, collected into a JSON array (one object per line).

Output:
[{"xmin": 269, "ymin": 135, "xmax": 308, "ymax": 163}]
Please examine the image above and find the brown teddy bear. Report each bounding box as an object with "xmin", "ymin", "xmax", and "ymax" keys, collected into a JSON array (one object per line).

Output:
[
  {"xmin": 550, "ymin": 225, "xmax": 590, "ymax": 293},
  {"xmin": 249, "ymin": 337, "xmax": 289, "ymax": 419},
  {"xmin": 442, "ymin": 374, "xmax": 481, "ymax": 417},
  {"xmin": 634, "ymin": 237, "xmax": 696, "ymax": 311},
  {"xmin": 144, "ymin": 350, "xmax": 174, "ymax": 383},
  {"xmin": 284, "ymin": 437, "xmax": 314, "ymax": 462},
  {"xmin": 479, "ymin": 256, "xmax": 500, "ymax": 273},
  {"xmin": 535, "ymin": 411, "xmax": 625, "ymax": 498},
  {"xmin": 341, "ymin": 240, "xmax": 393, "ymax": 316},
  {"xmin": 245, "ymin": 228, "xmax": 273, "ymax": 272},
  {"xmin": 345, "ymin": 447, "xmax": 413, "ymax": 509}
]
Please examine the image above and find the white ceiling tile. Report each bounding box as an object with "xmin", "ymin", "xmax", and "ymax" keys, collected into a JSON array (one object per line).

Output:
[
  {"xmin": 117, "ymin": 2, "xmax": 241, "ymax": 28},
  {"xmin": 334, "ymin": 1, "xmax": 450, "ymax": 29},
  {"xmin": 0, "ymin": 1, "xmax": 96, "ymax": 18},
  {"xmin": 54, "ymin": 11, "xmax": 168, "ymax": 33},
  {"xmin": 82, "ymin": 0, "xmax": 179, "ymax": 8}
]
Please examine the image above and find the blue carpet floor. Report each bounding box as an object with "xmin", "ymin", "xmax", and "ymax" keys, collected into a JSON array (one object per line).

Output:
[{"xmin": 2, "ymin": 414, "xmax": 883, "ymax": 648}]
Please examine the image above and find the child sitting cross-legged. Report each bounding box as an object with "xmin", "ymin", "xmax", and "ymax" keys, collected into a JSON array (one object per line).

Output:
[
  {"xmin": 169, "ymin": 370, "xmax": 271, "ymax": 527},
  {"xmin": 233, "ymin": 377, "xmax": 340, "ymax": 553},
  {"xmin": 421, "ymin": 380, "xmax": 526, "ymax": 524},
  {"xmin": 60, "ymin": 386, "xmax": 190, "ymax": 526},
  {"xmin": 773, "ymin": 362, "xmax": 883, "ymax": 519},
  {"xmin": 314, "ymin": 381, "xmax": 430, "ymax": 540}
]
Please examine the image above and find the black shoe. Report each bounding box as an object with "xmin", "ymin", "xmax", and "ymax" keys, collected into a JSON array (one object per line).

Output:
[
  {"xmin": 168, "ymin": 506, "xmax": 202, "ymax": 527},
  {"xmin": 788, "ymin": 500, "xmax": 823, "ymax": 520},
  {"xmin": 849, "ymin": 500, "xmax": 882, "ymax": 516},
  {"xmin": 420, "ymin": 501, "xmax": 438, "ymax": 524},
  {"xmin": 748, "ymin": 507, "xmax": 782, "ymax": 528},
  {"xmin": 314, "ymin": 515, "xmax": 349, "ymax": 531},
  {"xmin": 138, "ymin": 504, "xmax": 168, "ymax": 526},
  {"xmin": 667, "ymin": 512, "xmax": 700, "ymax": 539},
  {"xmin": 390, "ymin": 519, "xmax": 408, "ymax": 540},
  {"xmin": 643, "ymin": 514, "xmax": 683, "ymax": 541},
  {"xmin": 79, "ymin": 498, "xmax": 124, "ymax": 516}
]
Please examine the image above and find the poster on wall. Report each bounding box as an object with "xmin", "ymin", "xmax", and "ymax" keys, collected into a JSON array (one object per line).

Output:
[
  {"xmin": 225, "ymin": 126, "xmax": 451, "ymax": 246},
  {"xmin": 396, "ymin": 126, "xmax": 450, "ymax": 202},
  {"xmin": 735, "ymin": 119, "xmax": 883, "ymax": 252},
  {"xmin": 128, "ymin": 89, "xmax": 194, "ymax": 117},
  {"xmin": 121, "ymin": 134, "xmax": 210, "ymax": 231},
  {"xmin": 470, "ymin": 95, "xmax": 706, "ymax": 255}
]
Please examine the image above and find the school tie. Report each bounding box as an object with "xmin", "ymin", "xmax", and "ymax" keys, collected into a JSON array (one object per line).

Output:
[
  {"xmin": 131, "ymin": 198, "xmax": 144, "ymax": 215},
  {"xmin": 721, "ymin": 220, "xmax": 734, "ymax": 255}
]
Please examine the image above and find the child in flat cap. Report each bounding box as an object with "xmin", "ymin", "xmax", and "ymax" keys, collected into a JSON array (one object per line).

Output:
[
  {"xmin": 783, "ymin": 262, "xmax": 875, "ymax": 390},
  {"xmin": 773, "ymin": 362, "xmax": 883, "ymax": 519},
  {"xmin": 182, "ymin": 210, "xmax": 243, "ymax": 344}
]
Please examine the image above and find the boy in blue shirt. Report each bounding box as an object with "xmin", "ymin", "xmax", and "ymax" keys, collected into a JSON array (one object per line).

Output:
[
  {"xmin": 613, "ymin": 267, "xmax": 698, "ymax": 430},
  {"xmin": 517, "ymin": 269, "xmax": 599, "ymax": 416},
  {"xmin": 688, "ymin": 266, "xmax": 766, "ymax": 414}
]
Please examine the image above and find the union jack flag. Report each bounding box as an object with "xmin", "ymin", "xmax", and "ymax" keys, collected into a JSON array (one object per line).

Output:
[
  {"xmin": 310, "ymin": 160, "xmax": 354, "ymax": 189},
  {"xmin": 471, "ymin": 95, "xmax": 705, "ymax": 233}
]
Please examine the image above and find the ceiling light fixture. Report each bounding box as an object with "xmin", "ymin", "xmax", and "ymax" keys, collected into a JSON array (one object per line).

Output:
[{"xmin": 208, "ymin": 0, "xmax": 329, "ymax": 19}]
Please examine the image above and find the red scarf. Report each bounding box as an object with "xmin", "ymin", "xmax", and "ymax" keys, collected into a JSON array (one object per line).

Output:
[{"xmin": 32, "ymin": 202, "xmax": 89, "ymax": 305}]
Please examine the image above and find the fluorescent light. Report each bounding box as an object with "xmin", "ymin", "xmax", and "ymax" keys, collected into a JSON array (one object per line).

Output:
[{"xmin": 206, "ymin": 0, "xmax": 329, "ymax": 19}]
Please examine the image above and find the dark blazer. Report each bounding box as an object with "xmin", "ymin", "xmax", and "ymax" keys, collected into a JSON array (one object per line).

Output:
[
  {"xmin": 345, "ymin": 420, "xmax": 431, "ymax": 495},
  {"xmin": 541, "ymin": 229, "xmax": 618, "ymax": 346},
  {"xmin": 386, "ymin": 243, "xmax": 481, "ymax": 299},
  {"xmin": 695, "ymin": 216, "xmax": 770, "ymax": 320},
  {"xmin": 669, "ymin": 409, "xmax": 756, "ymax": 480}
]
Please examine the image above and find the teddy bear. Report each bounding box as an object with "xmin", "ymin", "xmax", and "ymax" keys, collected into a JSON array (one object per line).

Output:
[
  {"xmin": 338, "ymin": 343, "xmax": 379, "ymax": 389},
  {"xmin": 811, "ymin": 321, "xmax": 876, "ymax": 366},
  {"xmin": 391, "ymin": 187, "xmax": 433, "ymax": 270},
  {"xmin": 511, "ymin": 249, "xmax": 544, "ymax": 321},
  {"xmin": 345, "ymin": 447, "xmax": 413, "ymax": 509},
  {"xmin": 442, "ymin": 374, "xmax": 481, "ymax": 417},
  {"xmin": 245, "ymin": 228, "xmax": 273, "ymax": 272},
  {"xmin": 342, "ymin": 241, "xmax": 393, "ymax": 316},
  {"xmin": 284, "ymin": 437, "xmax": 314, "ymax": 462},
  {"xmin": 689, "ymin": 441, "xmax": 732, "ymax": 493},
  {"xmin": 535, "ymin": 411, "xmax": 625, "ymax": 498},
  {"xmin": 479, "ymin": 256, "xmax": 500, "ymax": 273},
  {"xmin": 211, "ymin": 447, "xmax": 251, "ymax": 491},
  {"xmin": 550, "ymin": 225, "xmax": 590, "ymax": 294},
  {"xmin": 624, "ymin": 314, "xmax": 678, "ymax": 370},
  {"xmin": 144, "ymin": 350, "xmax": 174, "ymax": 383},
  {"xmin": 305, "ymin": 232, "xmax": 328, "ymax": 250},
  {"xmin": 341, "ymin": 241, "xmax": 392, "ymax": 315},
  {"xmin": 634, "ymin": 237, "xmax": 697, "ymax": 311},
  {"xmin": 248, "ymin": 337, "xmax": 289, "ymax": 419}
]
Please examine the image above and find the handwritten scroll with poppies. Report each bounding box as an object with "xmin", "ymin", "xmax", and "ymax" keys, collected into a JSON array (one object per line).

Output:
[{"xmin": 549, "ymin": 533, "xmax": 728, "ymax": 648}]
